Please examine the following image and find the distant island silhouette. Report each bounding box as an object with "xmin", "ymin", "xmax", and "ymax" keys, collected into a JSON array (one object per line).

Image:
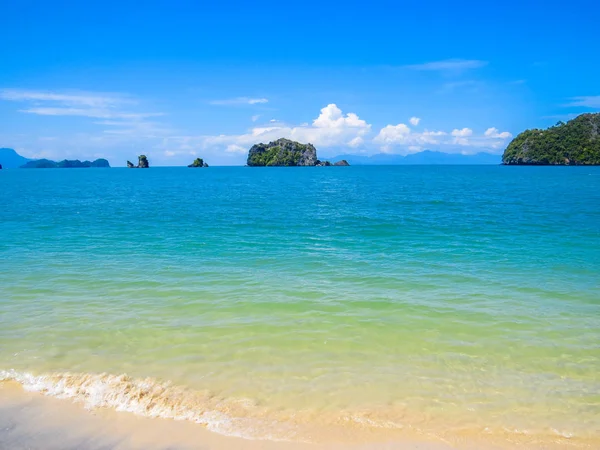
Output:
[{"xmin": 21, "ymin": 158, "xmax": 110, "ymax": 168}]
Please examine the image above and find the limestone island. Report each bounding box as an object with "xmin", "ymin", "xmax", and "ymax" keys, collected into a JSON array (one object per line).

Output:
[
  {"xmin": 502, "ymin": 113, "xmax": 600, "ymax": 165},
  {"xmin": 188, "ymin": 158, "xmax": 209, "ymax": 168},
  {"xmin": 20, "ymin": 158, "xmax": 110, "ymax": 168},
  {"xmin": 246, "ymin": 138, "xmax": 350, "ymax": 166},
  {"xmin": 127, "ymin": 155, "xmax": 149, "ymax": 168}
]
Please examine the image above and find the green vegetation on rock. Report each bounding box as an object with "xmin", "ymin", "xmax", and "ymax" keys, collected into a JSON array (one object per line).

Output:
[
  {"xmin": 247, "ymin": 138, "xmax": 317, "ymax": 166},
  {"xmin": 502, "ymin": 113, "xmax": 600, "ymax": 165},
  {"xmin": 188, "ymin": 158, "xmax": 208, "ymax": 167}
]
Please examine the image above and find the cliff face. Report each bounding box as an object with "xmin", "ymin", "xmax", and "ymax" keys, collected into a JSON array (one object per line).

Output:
[
  {"xmin": 247, "ymin": 139, "xmax": 317, "ymax": 166},
  {"xmin": 502, "ymin": 113, "xmax": 600, "ymax": 165}
]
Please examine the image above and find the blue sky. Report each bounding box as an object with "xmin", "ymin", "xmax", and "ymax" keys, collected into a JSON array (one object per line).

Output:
[{"xmin": 1, "ymin": 0, "xmax": 599, "ymax": 166}]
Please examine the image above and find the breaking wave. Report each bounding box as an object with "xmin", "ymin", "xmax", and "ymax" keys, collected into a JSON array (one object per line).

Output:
[
  {"xmin": 1, "ymin": 369, "xmax": 595, "ymax": 448},
  {"xmin": 0, "ymin": 369, "xmax": 298, "ymax": 442}
]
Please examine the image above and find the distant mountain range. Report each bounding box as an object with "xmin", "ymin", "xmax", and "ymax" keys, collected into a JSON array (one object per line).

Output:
[
  {"xmin": 0, "ymin": 148, "xmax": 110, "ymax": 168},
  {"xmin": 21, "ymin": 158, "xmax": 110, "ymax": 168},
  {"xmin": 330, "ymin": 150, "xmax": 501, "ymax": 165},
  {"xmin": 2, "ymin": 147, "xmax": 502, "ymax": 168},
  {"xmin": 0, "ymin": 148, "xmax": 31, "ymax": 168}
]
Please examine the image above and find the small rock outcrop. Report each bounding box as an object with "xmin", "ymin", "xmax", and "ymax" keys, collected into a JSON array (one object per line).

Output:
[
  {"xmin": 247, "ymin": 138, "xmax": 317, "ymax": 166},
  {"xmin": 188, "ymin": 158, "xmax": 208, "ymax": 168},
  {"xmin": 315, "ymin": 159, "xmax": 350, "ymax": 166},
  {"xmin": 127, "ymin": 155, "xmax": 149, "ymax": 168},
  {"xmin": 502, "ymin": 113, "xmax": 600, "ymax": 165}
]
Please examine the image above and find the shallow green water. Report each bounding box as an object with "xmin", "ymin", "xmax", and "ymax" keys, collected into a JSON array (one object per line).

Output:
[{"xmin": 1, "ymin": 166, "xmax": 599, "ymax": 444}]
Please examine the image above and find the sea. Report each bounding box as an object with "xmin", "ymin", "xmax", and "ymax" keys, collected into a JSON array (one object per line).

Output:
[{"xmin": 1, "ymin": 166, "xmax": 599, "ymax": 448}]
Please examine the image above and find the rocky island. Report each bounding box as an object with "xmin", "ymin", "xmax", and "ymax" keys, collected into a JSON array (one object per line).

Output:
[
  {"xmin": 246, "ymin": 138, "xmax": 349, "ymax": 166},
  {"xmin": 188, "ymin": 158, "xmax": 208, "ymax": 168},
  {"xmin": 502, "ymin": 113, "xmax": 600, "ymax": 165},
  {"xmin": 21, "ymin": 158, "xmax": 110, "ymax": 168},
  {"xmin": 127, "ymin": 155, "xmax": 149, "ymax": 168}
]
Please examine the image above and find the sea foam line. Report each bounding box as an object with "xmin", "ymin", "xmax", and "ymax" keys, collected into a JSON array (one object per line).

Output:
[
  {"xmin": 0, "ymin": 369, "xmax": 295, "ymax": 442},
  {"xmin": 1, "ymin": 369, "xmax": 590, "ymax": 447}
]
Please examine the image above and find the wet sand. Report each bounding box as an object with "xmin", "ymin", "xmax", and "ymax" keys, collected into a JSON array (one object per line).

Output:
[
  {"xmin": 0, "ymin": 382, "xmax": 499, "ymax": 450},
  {"xmin": 2, "ymin": 381, "xmax": 593, "ymax": 450}
]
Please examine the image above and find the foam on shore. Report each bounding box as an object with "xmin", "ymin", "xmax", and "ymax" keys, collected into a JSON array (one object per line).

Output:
[{"xmin": 1, "ymin": 369, "xmax": 596, "ymax": 449}]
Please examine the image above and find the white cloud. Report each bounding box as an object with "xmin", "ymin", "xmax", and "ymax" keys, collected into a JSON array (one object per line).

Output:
[
  {"xmin": 0, "ymin": 89, "xmax": 133, "ymax": 107},
  {"xmin": 451, "ymin": 128, "xmax": 473, "ymax": 137},
  {"xmin": 374, "ymin": 124, "xmax": 446, "ymax": 150},
  {"xmin": 312, "ymin": 104, "xmax": 369, "ymax": 129},
  {"xmin": 225, "ymin": 144, "xmax": 246, "ymax": 153},
  {"xmin": 251, "ymin": 115, "xmax": 261, "ymax": 122},
  {"xmin": 164, "ymin": 104, "xmax": 371, "ymax": 161},
  {"xmin": 20, "ymin": 107, "xmax": 163, "ymax": 120},
  {"xmin": 2, "ymin": 92, "xmax": 514, "ymax": 165},
  {"xmin": 348, "ymin": 136, "xmax": 364, "ymax": 147},
  {"xmin": 210, "ymin": 97, "xmax": 268, "ymax": 106},
  {"xmin": 1, "ymin": 88, "xmax": 167, "ymax": 138},
  {"xmin": 451, "ymin": 128, "xmax": 473, "ymax": 146},
  {"xmin": 406, "ymin": 59, "xmax": 488, "ymax": 72},
  {"xmin": 375, "ymin": 123, "xmax": 510, "ymax": 154},
  {"xmin": 246, "ymin": 103, "xmax": 371, "ymax": 147},
  {"xmin": 484, "ymin": 127, "xmax": 512, "ymax": 139},
  {"xmin": 375, "ymin": 123, "xmax": 411, "ymax": 145},
  {"xmin": 566, "ymin": 96, "xmax": 600, "ymax": 108}
]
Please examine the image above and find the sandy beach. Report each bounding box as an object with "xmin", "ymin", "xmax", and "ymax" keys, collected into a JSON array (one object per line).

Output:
[
  {"xmin": 1, "ymin": 382, "xmax": 463, "ymax": 450},
  {"xmin": 3, "ymin": 381, "xmax": 593, "ymax": 450}
]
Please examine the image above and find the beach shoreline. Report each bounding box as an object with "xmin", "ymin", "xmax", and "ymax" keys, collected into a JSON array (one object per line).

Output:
[
  {"xmin": 1, "ymin": 380, "xmax": 593, "ymax": 450},
  {"xmin": 0, "ymin": 381, "xmax": 458, "ymax": 450}
]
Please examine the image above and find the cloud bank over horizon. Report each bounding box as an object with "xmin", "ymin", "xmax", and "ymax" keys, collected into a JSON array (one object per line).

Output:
[{"xmin": 0, "ymin": 88, "xmax": 517, "ymax": 166}]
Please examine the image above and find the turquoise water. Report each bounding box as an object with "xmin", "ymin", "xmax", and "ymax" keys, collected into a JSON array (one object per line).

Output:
[{"xmin": 1, "ymin": 166, "xmax": 599, "ymax": 446}]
